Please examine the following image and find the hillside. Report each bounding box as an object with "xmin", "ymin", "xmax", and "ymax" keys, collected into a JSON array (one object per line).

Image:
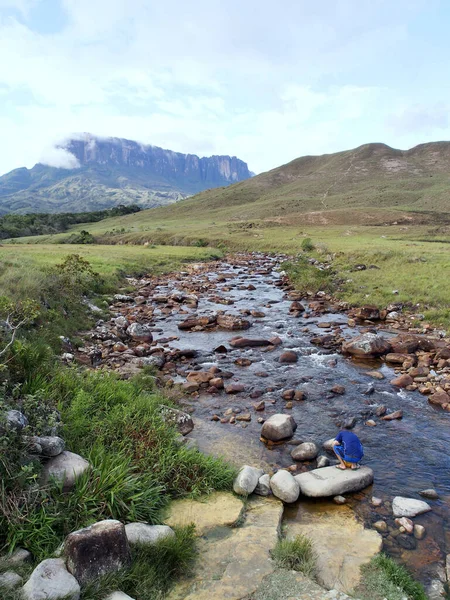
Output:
[
  {"xmin": 144, "ymin": 141, "xmax": 450, "ymax": 223},
  {"xmin": 0, "ymin": 134, "xmax": 252, "ymax": 214}
]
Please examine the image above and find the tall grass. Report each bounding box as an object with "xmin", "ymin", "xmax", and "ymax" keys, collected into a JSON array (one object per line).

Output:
[
  {"xmin": 271, "ymin": 535, "xmax": 317, "ymax": 578},
  {"xmin": 356, "ymin": 554, "xmax": 427, "ymax": 600}
]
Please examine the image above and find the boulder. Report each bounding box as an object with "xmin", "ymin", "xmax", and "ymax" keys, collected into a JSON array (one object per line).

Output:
[
  {"xmin": 0, "ymin": 571, "xmax": 22, "ymax": 590},
  {"xmin": 392, "ymin": 497, "xmax": 432, "ymax": 518},
  {"xmin": 126, "ymin": 323, "xmax": 153, "ymax": 343},
  {"xmin": 30, "ymin": 436, "xmax": 65, "ymax": 457},
  {"xmin": 229, "ymin": 337, "xmax": 273, "ymax": 348},
  {"xmin": 186, "ymin": 371, "xmax": 213, "ymax": 384},
  {"xmin": 261, "ymin": 414, "xmax": 297, "ymax": 441},
  {"xmin": 390, "ymin": 374, "xmax": 413, "ymax": 388},
  {"xmin": 429, "ymin": 390, "xmax": 450, "ymax": 407},
  {"xmin": 1, "ymin": 548, "xmax": 32, "ymax": 567},
  {"xmin": 354, "ymin": 305, "xmax": 380, "ymax": 320},
  {"xmin": 342, "ymin": 333, "xmax": 391, "ymax": 358},
  {"xmin": 270, "ymin": 470, "xmax": 300, "ymax": 503},
  {"xmin": 419, "ymin": 489, "xmax": 439, "ymax": 500},
  {"xmin": 316, "ymin": 455, "xmax": 330, "ymax": 468},
  {"xmin": 159, "ymin": 405, "xmax": 194, "ymax": 436},
  {"xmin": 385, "ymin": 353, "xmax": 415, "ymax": 364},
  {"xmin": 178, "ymin": 316, "xmax": 216, "ymax": 330},
  {"xmin": 64, "ymin": 520, "xmax": 131, "ymax": 585},
  {"xmin": 5, "ymin": 409, "xmax": 28, "ymax": 430},
  {"xmin": 41, "ymin": 451, "xmax": 90, "ymax": 491},
  {"xmin": 233, "ymin": 465, "xmax": 264, "ymax": 496},
  {"xmin": 254, "ymin": 474, "xmax": 271, "ymax": 496},
  {"xmin": 125, "ymin": 524, "xmax": 175, "ymax": 545},
  {"xmin": 279, "ymin": 351, "xmax": 298, "ymax": 364},
  {"xmin": 381, "ymin": 410, "xmax": 403, "ymax": 421},
  {"xmin": 216, "ymin": 314, "xmax": 251, "ymax": 330},
  {"xmin": 22, "ymin": 559, "xmax": 80, "ymax": 600},
  {"xmin": 295, "ymin": 466, "xmax": 374, "ymax": 497},
  {"xmin": 291, "ymin": 442, "xmax": 319, "ymax": 461}
]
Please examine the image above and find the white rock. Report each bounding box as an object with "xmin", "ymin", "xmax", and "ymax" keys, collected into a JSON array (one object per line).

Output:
[
  {"xmin": 392, "ymin": 496, "xmax": 432, "ymax": 518},
  {"xmin": 323, "ymin": 438, "xmax": 336, "ymax": 452},
  {"xmin": 41, "ymin": 451, "xmax": 90, "ymax": 491},
  {"xmin": 254, "ymin": 474, "xmax": 271, "ymax": 496},
  {"xmin": 270, "ymin": 470, "xmax": 300, "ymax": 503},
  {"xmin": 22, "ymin": 558, "xmax": 80, "ymax": 600},
  {"xmin": 261, "ymin": 414, "xmax": 296, "ymax": 441},
  {"xmin": 105, "ymin": 592, "xmax": 135, "ymax": 600},
  {"xmin": 0, "ymin": 571, "xmax": 22, "ymax": 590},
  {"xmin": 125, "ymin": 524, "xmax": 175, "ymax": 545},
  {"xmin": 1, "ymin": 548, "xmax": 32, "ymax": 567},
  {"xmin": 291, "ymin": 441, "xmax": 319, "ymax": 461},
  {"xmin": 295, "ymin": 466, "xmax": 374, "ymax": 497},
  {"xmin": 317, "ymin": 455, "xmax": 330, "ymax": 468},
  {"xmin": 233, "ymin": 465, "xmax": 264, "ymax": 495},
  {"xmin": 126, "ymin": 323, "xmax": 153, "ymax": 342}
]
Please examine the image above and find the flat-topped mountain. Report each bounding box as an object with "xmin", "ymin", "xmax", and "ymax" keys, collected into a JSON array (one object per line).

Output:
[
  {"xmin": 150, "ymin": 141, "xmax": 450, "ymax": 224},
  {"xmin": 0, "ymin": 135, "xmax": 252, "ymax": 214}
]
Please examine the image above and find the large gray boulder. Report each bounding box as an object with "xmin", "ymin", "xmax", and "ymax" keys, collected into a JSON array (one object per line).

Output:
[
  {"xmin": 30, "ymin": 436, "xmax": 65, "ymax": 457},
  {"xmin": 65, "ymin": 520, "xmax": 131, "ymax": 585},
  {"xmin": 41, "ymin": 451, "xmax": 90, "ymax": 491},
  {"xmin": 22, "ymin": 558, "xmax": 80, "ymax": 600},
  {"xmin": 342, "ymin": 333, "xmax": 391, "ymax": 358},
  {"xmin": 295, "ymin": 466, "xmax": 374, "ymax": 497},
  {"xmin": 125, "ymin": 524, "xmax": 175, "ymax": 546},
  {"xmin": 126, "ymin": 323, "xmax": 153, "ymax": 342},
  {"xmin": 291, "ymin": 442, "xmax": 319, "ymax": 461},
  {"xmin": 5, "ymin": 409, "xmax": 28, "ymax": 430},
  {"xmin": 254, "ymin": 474, "xmax": 271, "ymax": 496},
  {"xmin": 0, "ymin": 571, "xmax": 22, "ymax": 590},
  {"xmin": 270, "ymin": 470, "xmax": 300, "ymax": 503},
  {"xmin": 233, "ymin": 465, "xmax": 264, "ymax": 495},
  {"xmin": 261, "ymin": 414, "xmax": 297, "ymax": 441},
  {"xmin": 159, "ymin": 405, "xmax": 194, "ymax": 436},
  {"xmin": 392, "ymin": 497, "xmax": 432, "ymax": 518}
]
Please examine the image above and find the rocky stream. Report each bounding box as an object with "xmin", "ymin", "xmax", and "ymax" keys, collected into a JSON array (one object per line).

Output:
[{"xmin": 75, "ymin": 252, "xmax": 450, "ymax": 598}]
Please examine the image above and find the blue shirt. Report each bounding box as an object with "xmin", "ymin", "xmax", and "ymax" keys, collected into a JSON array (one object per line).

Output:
[{"xmin": 335, "ymin": 430, "xmax": 363, "ymax": 459}]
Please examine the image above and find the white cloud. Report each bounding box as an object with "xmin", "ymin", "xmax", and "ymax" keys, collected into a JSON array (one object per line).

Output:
[{"xmin": 39, "ymin": 146, "xmax": 80, "ymax": 169}]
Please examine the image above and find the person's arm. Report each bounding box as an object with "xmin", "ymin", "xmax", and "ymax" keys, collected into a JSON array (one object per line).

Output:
[{"xmin": 334, "ymin": 432, "xmax": 343, "ymax": 445}]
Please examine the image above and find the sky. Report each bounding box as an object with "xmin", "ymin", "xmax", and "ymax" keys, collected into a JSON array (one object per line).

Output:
[{"xmin": 1, "ymin": 0, "xmax": 450, "ymax": 175}]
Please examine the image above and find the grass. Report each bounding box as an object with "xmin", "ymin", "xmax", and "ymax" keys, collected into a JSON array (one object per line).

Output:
[
  {"xmin": 355, "ymin": 554, "xmax": 428, "ymax": 600},
  {"xmin": 271, "ymin": 535, "xmax": 317, "ymax": 578}
]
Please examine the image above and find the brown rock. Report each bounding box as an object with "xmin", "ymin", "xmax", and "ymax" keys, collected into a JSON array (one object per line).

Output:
[
  {"xmin": 234, "ymin": 358, "xmax": 252, "ymax": 367},
  {"xmin": 390, "ymin": 374, "xmax": 413, "ymax": 388},
  {"xmin": 375, "ymin": 405, "xmax": 387, "ymax": 416},
  {"xmin": 209, "ymin": 377, "xmax": 224, "ymax": 389},
  {"xmin": 282, "ymin": 389, "xmax": 295, "ymax": 400},
  {"xmin": 354, "ymin": 305, "xmax": 380, "ymax": 320},
  {"xmin": 229, "ymin": 337, "xmax": 273, "ymax": 348},
  {"xmin": 217, "ymin": 314, "xmax": 251, "ymax": 331},
  {"xmin": 385, "ymin": 353, "xmax": 414, "ymax": 364},
  {"xmin": 381, "ymin": 410, "xmax": 403, "ymax": 421},
  {"xmin": 428, "ymin": 390, "xmax": 450, "ymax": 406},
  {"xmin": 342, "ymin": 333, "xmax": 391, "ymax": 358},
  {"xmin": 409, "ymin": 366, "xmax": 430, "ymax": 377},
  {"xmin": 187, "ymin": 371, "xmax": 213, "ymax": 384},
  {"xmin": 290, "ymin": 301, "xmax": 305, "ymax": 312},
  {"xmin": 182, "ymin": 382, "xmax": 199, "ymax": 393},
  {"xmin": 253, "ymin": 401, "xmax": 265, "ymax": 411},
  {"xmin": 225, "ymin": 383, "xmax": 246, "ymax": 394},
  {"xmin": 365, "ymin": 371, "xmax": 385, "ymax": 380},
  {"xmin": 331, "ymin": 384, "xmax": 345, "ymax": 395},
  {"xmin": 294, "ymin": 390, "xmax": 305, "ymax": 401},
  {"xmin": 279, "ymin": 350, "xmax": 298, "ymax": 364},
  {"xmin": 178, "ymin": 315, "xmax": 216, "ymax": 330},
  {"xmin": 236, "ymin": 413, "xmax": 251, "ymax": 422}
]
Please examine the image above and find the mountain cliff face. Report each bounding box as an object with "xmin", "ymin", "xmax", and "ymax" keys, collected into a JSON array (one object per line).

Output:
[{"xmin": 0, "ymin": 135, "xmax": 252, "ymax": 214}]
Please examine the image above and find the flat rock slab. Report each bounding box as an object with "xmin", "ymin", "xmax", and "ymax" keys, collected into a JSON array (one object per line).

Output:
[
  {"xmin": 392, "ymin": 496, "xmax": 432, "ymax": 518},
  {"xmin": 166, "ymin": 496, "xmax": 283, "ymax": 600},
  {"xmin": 295, "ymin": 466, "xmax": 374, "ymax": 498},
  {"xmin": 285, "ymin": 502, "xmax": 381, "ymax": 594},
  {"xmin": 164, "ymin": 492, "xmax": 244, "ymax": 536}
]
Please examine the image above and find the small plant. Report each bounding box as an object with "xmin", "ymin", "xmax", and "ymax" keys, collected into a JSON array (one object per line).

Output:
[
  {"xmin": 301, "ymin": 237, "xmax": 315, "ymax": 252},
  {"xmin": 356, "ymin": 554, "xmax": 427, "ymax": 600},
  {"xmin": 271, "ymin": 535, "xmax": 316, "ymax": 578}
]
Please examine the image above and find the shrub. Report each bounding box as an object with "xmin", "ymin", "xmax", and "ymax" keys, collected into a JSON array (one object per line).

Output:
[
  {"xmin": 301, "ymin": 237, "xmax": 315, "ymax": 252},
  {"xmin": 271, "ymin": 535, "xmax": 316, "ymax": 577},
  {"xmin": 283, "ymin": 256, "xmax": 335, "ymax": 296}
]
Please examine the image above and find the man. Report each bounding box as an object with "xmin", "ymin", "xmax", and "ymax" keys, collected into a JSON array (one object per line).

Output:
[{"xmin": 332, "ymin": 426, "xmax": 364, "ymax": 470}]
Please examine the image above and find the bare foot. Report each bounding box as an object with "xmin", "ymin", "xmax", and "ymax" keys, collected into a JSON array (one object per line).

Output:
[
  {"xmin": 336, "ymin": 464, "xmax": 347, "ymax": 470},
  {"xmin": 351, "ymin": 464, "xmax": 360, "ymax": 470}
]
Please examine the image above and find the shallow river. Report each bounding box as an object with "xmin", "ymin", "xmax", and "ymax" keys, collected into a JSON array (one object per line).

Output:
[{"xmin": 144, "ymin": 253, "xmax": 450, "ymax": 584}]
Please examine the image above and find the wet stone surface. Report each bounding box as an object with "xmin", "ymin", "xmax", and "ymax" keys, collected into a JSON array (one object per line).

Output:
[{"xmin": 77, "ymin": 252, "xmax": 450, "ymax": 586}]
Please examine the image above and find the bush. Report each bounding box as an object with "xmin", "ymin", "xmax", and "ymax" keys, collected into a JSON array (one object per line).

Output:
[
  {"xmin": 301, "ymin": 237, "xmax": 315, "ymax": 252},
  {"xmin": 283, "ymin": 256, "xmax": 335, "ymax": 296},
  {"xmin": 271, "ymin": 535, "xmax": 316, "ymax": 577},
  {"xmin": 356, "ymin": 554, "xmax": 427, "ymax": 600}
]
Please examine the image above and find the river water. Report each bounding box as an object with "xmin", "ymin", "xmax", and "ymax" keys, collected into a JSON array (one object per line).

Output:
[{"xmin": 139, "ymin": 252, "xmax": 450, "ymax": 584}]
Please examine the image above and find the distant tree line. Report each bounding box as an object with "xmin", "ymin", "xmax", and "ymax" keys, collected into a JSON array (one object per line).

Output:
[{"xmin": 0, "ymin": 205, "xmax": 141, "ymax": 239}]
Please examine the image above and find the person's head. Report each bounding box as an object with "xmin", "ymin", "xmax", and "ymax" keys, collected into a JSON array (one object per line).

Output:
[{"xmin": 343, "ymin": 424, "xmax": 353, "ymax": 431}]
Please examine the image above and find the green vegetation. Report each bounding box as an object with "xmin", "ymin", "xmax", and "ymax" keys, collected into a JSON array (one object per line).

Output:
[
  {"xmin": 356, "ymin": 554, "xmax": 427, "ymax": 600},
  {"xmin": 0, "ymin": 205, "xmax": 140, "ymax": 240},
  {"xmin": 271, "ymin": 535, "xmax": 316, "ymax": 578}
]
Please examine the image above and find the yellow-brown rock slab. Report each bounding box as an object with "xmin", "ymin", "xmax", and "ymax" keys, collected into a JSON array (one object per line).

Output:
[
  {"xmin": 166, "ymin": 495, "xmax": 283, "ymax": 600},
  {"xmin": 285, "ymin": 501, "xmax": 382, "ymax": 594},
  {"xmin": 164, "ymin": 492, "xmax": 244, "ymax": 536}
]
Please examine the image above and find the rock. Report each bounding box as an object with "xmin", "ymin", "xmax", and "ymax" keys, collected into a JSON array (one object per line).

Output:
[
  {"xmin": 233, "ymin": 465, "xmax": 264, "ymax": 496},
  {"xmin": 395, "ymin": 517, "xmax": 414, "ymax": 533},
  {"xmin": 342, "ymin": 333, "xmax": 391, "ymax": 358},
  {"xmin": 289, "ymin": 301, "xmax": 305, "ymax": 312},
  {"xmin": 235, "ymin": 358, "xmax": 252, "ymax": 367},
  {"xmin": 113, "ymin": 294, "xmax": 133, "ymax": 302},
  {"xmin": 291, "ymin": 442, "xmax": 319, "ymax": 461},
  {"xmin": 105, "ymin": 593, "xmax": 135, "ymax": 600},
  {"xmin": 270, "ymin": 470, "xmax": 300, "ymax": 503},
  {"xmin": 30, "ymin": 436, "xmax": 65, "ymax": 457},
  {"xmin": 182, "ymin": 382, "xmax": 199, "ymax": 393},
  {"xmin": 414, "ymin": 524, "xmax": 426, "ymax": 540},
  {"xmin": 279, "ymin": 351, "xmax": 298, "ymax": 364},
  {"xmin": 22, "ymin": 558, "xmax": 80, "ymax": 600},
  {"xmin": 178, "ymin": 315, "xmax": 216, "ymax": 330},
  {"xmin": 373, "ymin": 520, "xmax": 387, "ymax": 533},
  {"xmin": 427, "ymin": 579, "xmax": 446, "ymax": 600},
  {"xmin": 236, "ymin": 413, "xmax": 251, "ymax": 422},
  {"xmin": 1, "ymin": 548, "xmax": 32, "ymax": 567},
  {"xmin": 216, "ymin": 314, "xmax": 250, "ymax": 330},
  {"xmin": 396, "ymin": 533, "xmax": 417, "ymax": 550},
  {"xmin": 186, "ymin": 371, "xmax": 212, "ymax": 384},
  {"xmin": 365, "ymin": 420, "xmax": 377, "ymax": 427},
  {"xmin": 354, "ymin": 305, "xmax": 380, "ymax": 320},
  {"xmin": 159, "ymin": 405, "xmax": 193, "ymax": 436},
  {"xmin": 365, "ymin": 371, "xmax": 385, "ymax": 380},
  {"xmin": 381, "ymin": 410, "xmax": 403, "ymax": 421},
  {"xmin": 65, "ymin": 520, "xmax": 131, "ymax": 585},
  {"xmin": 253, "ymin": 401, "xmax": 265, "ymax": 411},
  {"xmin": 295, "ymin": 466, "xmax": 374, "ymax": 497},
  {"xmin": 125, "ymin": 524, "xmax": 175, "ymax": 545},
  {"xmin": 386, "ymin": 352, "xmax": 415, "ymax": 364},
  {"xmin": 371, "ymin": 496, "xmax": 383, "ymax": 507},
  {"xmin": 225, "ymin": 383, "xmax": 246, "ymax": 394},
  {"xmin": 323, "ymin": 438, "xmax": 336, "ymax": 452},
  {"xmin": 390, "ymin": 374, "xmax": 413, "ymax": 388},
  {"xmin": 126, "ymin": 322, "xmax": 153, "ymax": 342},
  {"xmin": 419, "ymin": 488, "xmax": 439, "ymax": 500},
  {"xmin": 392, "ymin": 496, "xmax": 432, "ymax": 517},
  {"xmin": 389, "ymin": 334, "xmax": 420, "ymax": 354},
  {"xmin": 317, "ymin": 455, "xmax": 330, "ymax": 468},
  {"xmin": 229, "ymin": 337, "xmax": 273, "ymax": 348},
  {"xmin": 261, "ymin": 414, "xmax": 297, "ymax": 441},
  {"xmin": 254, "ymin": 474, "xmax": 271, "ymax": 496},
  {"xmin": 41, "ymin": 451, "xmax": 90, "ymax": 491},
  {"xmin": 209, "ymin": 377, "xmax": 224, "ymax": 389},
  {"xmin": 333, "ymin": 495, "xmax": 346, "ymax": 505},
  {"xmin": 0, "ymin": 571, "xmax": 22, "ymax": 590},
  {"xmin": 331, "ymin": 384, "xmax": 345, "ymax": 394},
  {"xmin": 5, "ymin": 409, "xmax": 28, "ymax": 430},
  {"xmin": 429, "ymin": 390, "xmax": 450, "ymax": 407}
]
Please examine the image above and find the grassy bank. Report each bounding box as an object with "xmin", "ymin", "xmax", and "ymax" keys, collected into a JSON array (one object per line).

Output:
[{"xmin": 0, "ymin": 243, "xmax": 234, "ymax": 598}]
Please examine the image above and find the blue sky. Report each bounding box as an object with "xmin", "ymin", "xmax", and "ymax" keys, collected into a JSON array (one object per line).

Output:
[{"xmin": 0, "ymin": 0, "xmax": 449, "ymax": 174}]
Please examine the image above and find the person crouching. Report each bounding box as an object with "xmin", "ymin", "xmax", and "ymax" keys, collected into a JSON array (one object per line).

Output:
[{"xmin": 332, "ymin": 425, "xmax": 364, "ymax": 470}]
